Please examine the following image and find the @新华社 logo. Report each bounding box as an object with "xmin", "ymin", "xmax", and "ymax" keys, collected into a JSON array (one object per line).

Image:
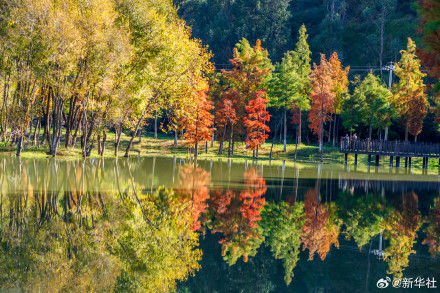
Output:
[{"xmin": 377, "ymin": 277, "xmax": 391, "ymax": 289}]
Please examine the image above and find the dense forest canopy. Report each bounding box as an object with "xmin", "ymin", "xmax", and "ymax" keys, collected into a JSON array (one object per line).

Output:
[{"xmin": 174, "ymin": 0, "xmax": 418, "ymax": 67}]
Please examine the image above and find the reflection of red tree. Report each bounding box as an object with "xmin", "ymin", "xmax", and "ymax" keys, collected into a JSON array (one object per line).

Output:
[
  {"xmin": 301, "ymin": 184, "xmax": 340, "ymax": 260},
  {"xmin": 210, "ymin": 168, "xmax": 267, "ymax": 264},
  {"xmin": 178, "ymin": 165, "xmax": 211, "ymax": 231},
  {"xmin": 239, "ymin": 168, "xmax": 266, "ymax": 228},
  {"xmin": 423, "ymin": 198, "xmax": 440, "ymax": 256},
  {"xmin": 211, "ymin": 190, "xmax": 234, "ymax": 215}
]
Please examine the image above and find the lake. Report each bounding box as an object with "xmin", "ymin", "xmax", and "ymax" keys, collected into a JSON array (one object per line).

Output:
[{"xmin": 0, "ymin": 156, "xmax": 439, "ymax": 292}]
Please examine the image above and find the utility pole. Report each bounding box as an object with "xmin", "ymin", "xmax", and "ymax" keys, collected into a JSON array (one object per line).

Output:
[{"xmin": 382, "ymin": 62, "xmax": 395, "ymax": 141}]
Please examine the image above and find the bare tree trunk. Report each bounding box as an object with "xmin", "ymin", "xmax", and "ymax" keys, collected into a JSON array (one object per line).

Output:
[
  {"xmin": 16, "ymin": 136, "xmax": 22, "ymax": 157},
  {"xmin": 269, "ymin": 120, "xmax": 280, "ymax": 159},
  {"xmin": 48, "ymin": 91, "xmax": 64, "ymax": 157},
  {"xmin": 320, "ymin": 109, "xmax": 324, "ymax": 162},
  {"xmin": 294, "ymin": 128, "xmax": 299, "ymax": 162},
  {"xmin": 231, "ymin": 134, "xmax": 235, "ymax": 156},
  {"xmin": 174, "ymin": 130, "xmax": 178, "ymax": 146},
  {"xmin": 328, "ymin": 118, "xmax": 332, "ymax": 143},
  {"xmin": 283, "ymin": 108, "xmax": 287, "ymax": 152},
  {"xmin": 211, "ymin": 113, "xmax": 215, "ymax": 147},
  {"xmin": 298, "ymin": 111, "xmax": 302, "ymax": 145},
  {"xmin": 332, "ymin": 114, "xmax": 337, "ymax": 146},
  {"xmin": 405, "ymin": 119, "xmax": 408, "ymax": 142},
  {"xmin": 369, "ymin": 125, "xmax": 372, "ymax": 140},
  {"xmin": 154, "ymin": 110, "xmax": 157, "ymax": 139},
  {"xmin": 124, "ymin": 112, "xmax": 146, "ymax": 157},
  {"xmin": 115, "ymin": 125, "xmax": 122, "ymax": 157},
  {"xmin": 42, "ymin": 90, "xmax": 51, "ymax": 146},
  {"xmin": 228, "ymin": 124, "xmax": 234, "ymax": 156},
  {"xmin": 219, "ymin": 124, "xmax": 227, "ymax": 155},
  {"xmin": 138, "ymin": 128, "xmax": 142, "ymax": 143},
  {"xmin": 97, "ymin": 134, "xmax": 101, "ymax": 156},
  {"xmin": 32, "ymin": 118, "xmax": 40, "ymax": 146},
  {"xmin": 101, "ymin": 130, "xmax": 107, "ymax": 156},
  {"xmin": 70, "ymin": 111, "xmax": 83, "ymax": 148},
  {"xmin": 194, "ymin": 141, "xmax": 198, "ymax": 158},
  {"xmin": 36, "ymin": 118, "xmax": 41, "ymax": 147}
]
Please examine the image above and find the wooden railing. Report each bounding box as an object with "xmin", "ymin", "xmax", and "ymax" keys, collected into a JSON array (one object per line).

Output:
[{"xmin": 340, "ymin": 139, "xmax": 440, "ymax": 157}]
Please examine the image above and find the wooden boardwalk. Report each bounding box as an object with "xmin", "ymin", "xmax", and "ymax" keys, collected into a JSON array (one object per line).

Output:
[{"xmin": 340, "ymin": 139, "xmax": 440, "ymax": 168}]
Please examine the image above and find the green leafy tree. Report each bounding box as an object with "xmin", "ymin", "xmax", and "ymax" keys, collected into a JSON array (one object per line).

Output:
[
  {"xmin": 260, "ymin": 201, "xmax": 305, "ymax": 285},
  {"xmin": 358, "ymin": 72, "xmax": 394, "ymax": 139},
  {"xmin": 337, "ymin": 192, "xmax": 387, "ymax": 249},
  {"xmin": 341, "ymin": 78, "xmax": 366, "ymax": 134},
  {"xmin": 267, "ymin": 25, "xmax": 311, "ymax": 150}
]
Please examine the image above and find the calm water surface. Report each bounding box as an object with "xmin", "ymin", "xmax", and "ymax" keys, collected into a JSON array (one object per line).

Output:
[{"xmin": 1, "ymin": 156, "xmax": 439, "ymax": 292}]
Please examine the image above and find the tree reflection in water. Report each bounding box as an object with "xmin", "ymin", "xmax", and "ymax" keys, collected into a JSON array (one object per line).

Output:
[
  {"xmin": 0, "ymin": 160, "xmax": 202, "ymax": 292},
  {"xmin": 209, "ymin": 168, "xmax": 266, "ymax": 266},
  {"xmin": 423, "ymin": 198, "xmax": 440, "ymax": 256},
  {"xmin": 0, "ymin": 157, "xmax": 439, "ymax": 292},
  {"xmin": 383, "ymin": 192, "xmax": 422, "ymax": 279}
]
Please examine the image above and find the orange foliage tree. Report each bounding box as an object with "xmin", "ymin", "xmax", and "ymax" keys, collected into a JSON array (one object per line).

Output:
[
  {"xmin": 300, "ymin": 183, "xmax": 341, "ymax": 260},
  {"xmin": 423, "ymin": 197, "xmax": 440, "ymax": 257},
  {"xmin": 383, "ymin": 192, "xmax": 422, "ymax": 279},
  {"xmin": 244, "ymin": 91, "xmax": 271, "ymax": 158},
  {"xmin": 177, "ymin": 164, "xmax": 211, "ymax": 232},
  {"xmin": 393, "ymin": 38, "xmax": 428, "ymax": 142},
  {"xmin": 422, "ymin": 198, "xmax": 440, "ymax": 257},
  {"xmin": 308, "ymin": 54, "xmax": 335, "ymax": 160},
  {"xmin": 328, "ymin": 52, "xmax": 349, "ymax": 145},
  {"xmin": 183, "ymin": 89, "xmax": 214, "ymax": 157}
]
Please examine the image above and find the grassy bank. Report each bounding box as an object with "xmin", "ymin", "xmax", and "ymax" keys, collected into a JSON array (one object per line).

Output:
[
  {"xmin": 1, "ymin": 132, "xmax": 438, "ymax": 170},
  {"xmin": 0, "ymin": 131, "xmax": 342, "ymax": 163}
]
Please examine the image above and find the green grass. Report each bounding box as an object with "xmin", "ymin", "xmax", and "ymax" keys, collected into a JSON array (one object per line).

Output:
[
  {"xmin": 0, "ymin": 130, "xmax": 342, "ymax": 163},
  {"xmin": 2, "ymin": 131, "xmax": 438, "ymax": 171}
]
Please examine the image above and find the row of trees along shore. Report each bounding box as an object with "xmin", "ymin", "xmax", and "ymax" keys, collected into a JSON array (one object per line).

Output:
[{"xmin": 0, "ymin": 0, "xmax": 439, "ymax": 159}]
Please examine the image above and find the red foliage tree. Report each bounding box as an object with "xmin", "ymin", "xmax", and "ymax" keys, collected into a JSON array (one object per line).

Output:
[
  {"xmin": 290, "ymin": 105, "xmax": 301, "ymax": 125},
  {"xmin": 215, "ymin": 92, "xmax": 238, "ymax": 155},
  {"xmin": 243, "ymin": 91, "xmax": 271, "ymax": 158},
  {"xmin": 183, "ymin": 90, "xmax": 214, "ymax": 157},
  {"xmin": 209, "ymin": 168, "xmax": 267, "ymax": 265}
]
